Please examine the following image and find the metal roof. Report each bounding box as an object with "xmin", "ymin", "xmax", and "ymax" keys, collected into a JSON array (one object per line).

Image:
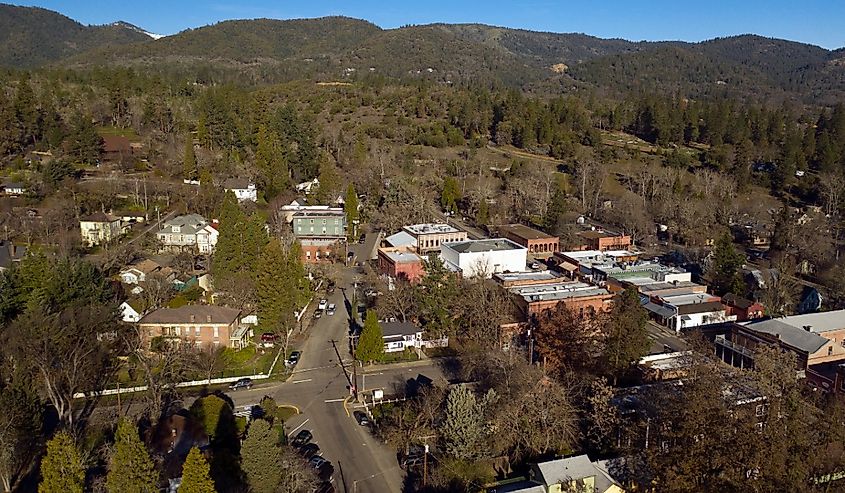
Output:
[
  {"xmin": 742, "ymin": 318, "xmax": 829, "ymax": 354},
  {"xmin": 385, "ymin": 231, "xmax": 416, "ymax": 248},
  {"xmin": 445, "ymin": 238, "xmax": 525, "ymax": 254},
  {"xmin": 766, "ymin": 310, "xmax": 845, "ymax": 334}
]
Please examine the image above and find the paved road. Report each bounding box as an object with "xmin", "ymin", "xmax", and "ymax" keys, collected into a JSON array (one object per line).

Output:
[
  {"xmin": 229, "ymin": 267, "xmax": 446, "ymax": 493},
  {"xmin": 645, "ymin": 321, "xmax": 689, "ymax": 354}
]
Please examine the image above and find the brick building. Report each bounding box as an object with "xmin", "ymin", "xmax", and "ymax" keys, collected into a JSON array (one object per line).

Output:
[
  {"xmin": 300, "ymin": 238, "xmax": 343, "ymax": 264},
  {"xmin": 722, "ymin": 293, "xmax": 765, "ymax": 321},
  {"xmin": 576, "ymin": 230, "xmax": 632, "ymax": 251},
  {"xmin": 509, "ymin": 280, "xmax": 614, "ymax": 319},
  {"xmin": 137, "ymin": 305, "xmax": 250, "ymax": 349},
  {"xmin": 377, "ymin": 247, "xmax": 426, "ymax": 282},
  {"xmin": 490, "ymin": 224, "xmax": 559, "ymax": 256}
]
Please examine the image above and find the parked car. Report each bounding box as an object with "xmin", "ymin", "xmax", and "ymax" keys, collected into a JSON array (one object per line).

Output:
[
  {"xmin": 286, "ymin": 351, "xmax": 301, "ymax": 366},
  {"xmin": 318, "ymin": 299, "xmax": 328, "ymax": 310},
  {"xmin": 327, "ymin": 284, "xmax": 336, "ymax": 294},
  {"xmin": 530, "ymin": 261, "xmax": 541, "ymax": 270},
  {"xmin": 313, "ymin": 309, "xmax": 323, "ymax": 319},
  {"xmin": 353, "ymin": 411, "xmax": 370, "ymax": 426},
  {"xmin": 309, "ymin": 456, "xmax": 329, "ymax": 469},
  {"xmin": 299, "ymin": 443, "xmax": 320, "ymax": 460},
  {"xmin": 260, "ymin": 333, "xmax": 277, "ymax": 348},
  {"xmin": 400, "ymin": 456, "xmax": 425, "ymax": 469},
  {"xmin": 327, "ymin": 303, "xmax": 336, "ymax": 316},
  {"xmin": 229, "ymin": 378, "xmax": 253, "ymax": 391},
  {"xmin": 292, "ymin": 430, "xmax": 313, "ymax": 447}
]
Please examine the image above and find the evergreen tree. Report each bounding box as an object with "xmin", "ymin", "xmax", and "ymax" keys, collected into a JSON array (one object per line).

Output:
[
  {"xmin": 254, "ymin": 125, "xmax": 290, "ymax": 200},
  {"xmin": 356, "ymin": 310, "xmax": 384, "ymax": 364},
  {"xmin": 602, "ymin": 287, "xmax": 649, "ymax": 384},
  {"xmin": 183, "ymin": 137, "xmax": 197, "ymax": 180},
  {"xmin": 256, "ymin": 239, "xmax": 309, "ymax": 334},
  {"xmin": 106, "ymin": 419, "xmax": 158, "ymax": 493},
  {"xmin": 0, "ymin": 385, "xmax": 42, "ymax": 493},
  {"xmin": 180, "ymin": 447, "xmax": 216, "ymax": 493},
  {"xmin": 212, "ymin": 193, "xmax": 268, "ymax": 288},
  {"xmin": 39, "ymin": 432, "xmax": 84, "ymax": 493},
  {"xmin": 344, "ymin": 184, "xmax": 360, "ymax": 239},
  {"xmin": 709, "ymin": 233, "xmax": 745, "ymax": 296},
  {"xmin": 442, "ymin": 386, "xmax": 496, "ymax": 460},
  {"xmin": 13, "ymin": 76, "xmax": 39, "ymax": 148},
  {"xmin": 312, "ymin": 155, "xmax": 341, "ymax": 205},
  {"xmin": 440, "ymin": 176, "xmax": 461, "ymax": 213},
  {"xmin": 475, "ymin": 198, "xmax": 489, "ymax": 226},
  {"xmin": 241, "ymin": 420, "xmax": 283, "ymax": 493},
  {"xmin": 64, "ymin": 112, "xmax": 102, "ymax": 164}
]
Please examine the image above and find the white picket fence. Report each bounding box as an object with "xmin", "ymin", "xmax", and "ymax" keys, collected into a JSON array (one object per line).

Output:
[{"xmin": 73, "ymin": 345, "xmax": 287, "ymax": 399}]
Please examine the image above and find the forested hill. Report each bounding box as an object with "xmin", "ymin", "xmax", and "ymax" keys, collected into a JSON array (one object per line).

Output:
[
  {"xmin": 3, "ymin": 4, "xmax": 845, "ymax": 103},
  {"xmin": 0, "ymin": 3, "xmax": 150, "ymax": 68}
]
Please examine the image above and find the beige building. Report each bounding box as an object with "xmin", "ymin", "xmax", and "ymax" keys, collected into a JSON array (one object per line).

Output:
[
  {"xmin": 403, "ymin": 223, "xmax": 468, "ymax": 254},
  {"xmin": 137, "ymin": 305, "xmax": 250, "ymax": 349},
  {"xmin": 79, "ymin": 211, "xmax": 122, "ymax": 247}
]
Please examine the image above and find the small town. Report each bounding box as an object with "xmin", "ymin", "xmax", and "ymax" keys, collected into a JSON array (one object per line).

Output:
[{"xmin": 1, "ymin": 2, "xmax": 845, "ymax": 493}]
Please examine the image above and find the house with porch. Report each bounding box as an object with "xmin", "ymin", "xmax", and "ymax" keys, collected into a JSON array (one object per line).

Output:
[
  {"xmin": 223, "ymin": 178, "xmax": 258, "ymax": 203},
  {"xmin": 137, "ymin": 305, "xmax": 250, "ymax": 349},
  {"xmin": 157, "ymin": 214, "xmax": 219, "ymax": 253},
  {"xmin": 80, "ymin": 211, "xmax": 122, "ymax": 247},
  {"xmin": 381, "ymin": 321, "xmax": 448, "ymax": 353}
]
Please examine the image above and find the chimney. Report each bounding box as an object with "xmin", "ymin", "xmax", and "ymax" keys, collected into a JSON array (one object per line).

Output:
[
  {"xmin": 803, "ymin": 325, "xmax": 812, "ymax": 332},
  {"xmin": 207, "ymin": 315, "xmax": 212, "ymax": 323}
]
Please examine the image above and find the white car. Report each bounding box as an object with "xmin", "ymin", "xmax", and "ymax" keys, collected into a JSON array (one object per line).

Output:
[
  {"xmin": 318, "ymin": 299, "xmax": 328, "ymax": 310},
  {"xmin": 327, "ymin": 303, "xmax": 336, "ymax": 316}
]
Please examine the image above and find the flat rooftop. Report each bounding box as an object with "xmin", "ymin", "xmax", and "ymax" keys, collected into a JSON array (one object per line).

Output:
[
  {"xmin": 638, "ymin": 281, "xmax": 703, "ymax": 293},
  {"xmin": 639, "ymin": 351, "xmax": 695, "ymax": 372},
  {"xmin": 404, "ymin": 223, "xmax": 460, "ymax": 235},
  {"xmin": 661, "ymin": 293, "xmax": 718, "ymax": 306},
  {"xmin": 293, "ymin": 210, "xmax": 345, "ymax": 218},
  {"xmin": 510, "ymin": 281, "xmax": 612, "ymax": 302},
  {"xmin": 383, "ymin": 250, "xmax": 423, "ymax": 264},
  {"xmin": 494, "ymin": 270, "xmax": 562, "ymax": 283},
  {"xmin": 445, "ymin": 238, "xmax": 525, "ymax": 254},
  {"xmin": 578, "ymin": 230, "xmax": 625, "ymax": 240},
  {"xmin": 761, "ymin": 310, "xmax": 845, "ymax": 334},
  {"xmin": 495, "ymin": 223, "xmax": 556, "ymax": 240}
]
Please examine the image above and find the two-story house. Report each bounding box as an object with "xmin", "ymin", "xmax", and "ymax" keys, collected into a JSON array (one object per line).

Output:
[
  {"xmin": 504, "ymin": 455, "xmax": 623, "ymax": 493},
  {"xmin": 137, "ymin": 305, "xmax": 249, "ymax": 349},
  {"xmin": 157, "ymin": 214, "xmax": 218, "ymax": 253},
  {"xmin": 80, "ymin": 211, "xmax": 122, "ymax": 247},
  {"xmin": 292, "ymin": 210, "xmax": 347, "ymax": 263},
  {"xmin": 223, "ymin": 178, "xmax": 258, "ymax": 203}
]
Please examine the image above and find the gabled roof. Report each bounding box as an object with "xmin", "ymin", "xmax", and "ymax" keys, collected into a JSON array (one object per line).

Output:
[
  {"xmin": 766, "ymin": 310, "xmax": 845, "ymax": 334},
  {"xmin": 534, "ymin": 455, "xmax": 598, "ymax": 486},
  {"xmin": 723, "ymin": 293, "xmax": 758, "ymax": 310},
  {"xmin": 80, "ymin": 211, "xmax": 120, "ymax": 223},
  {"xmin": 0, "ymin": 240, "xmax": 25, "ymax": 269},
  {"xmin": 381, "ymin": 321, "xmax": 420, "ymax": 337},
  {"xmin": 223, "ymin": 178, "xmax": 253, "ymax": 190}
]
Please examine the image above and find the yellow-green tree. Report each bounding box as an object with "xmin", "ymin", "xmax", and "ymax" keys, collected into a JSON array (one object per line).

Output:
[
  {"xmin": 106, "ymin": 419, "xmax": 158, "ymax": 493},
  {"xmin": 180, "ymin": 447, "xmax": 216, "ymax": 493},
  {"xmin": 39, "ymin": 432, "xmax": 84, "ymax": 493}
]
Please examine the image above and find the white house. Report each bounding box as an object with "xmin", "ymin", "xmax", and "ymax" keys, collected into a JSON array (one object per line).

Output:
[
  {"xmin": 2, "ymin": 182, "xmax": 26, "ymax": 195},
  {"xmin": 380, "ymin": 321, "xmax": 448, "ymax": 353},
  {"xmin": 119, "ymin": 259, "xmax": 162, "ymax": 285},
  {"xmin": 120, "ymin": 301, "xmax": 142, "ymax": 323},
  {"xmin": 439, "ymin": 238, "xmax": 527, "ymax": 279},
  {"xmin": 224, "ymin": 179, "xmax": 258, "ymax": 203},
  {"xmin": 296, "ymin": 178, "xmax": 320, "ymax": 195},
  {"xmin": 157, "ymin": 214, "xmax": 218, "ymax": 253},
  {"xmin": 79, "ymin": 211, "xmax": 122, "ymax": 247},
  {"xmin": 645, "ymin": 292, "xmax": 736, "ymax": 333}
]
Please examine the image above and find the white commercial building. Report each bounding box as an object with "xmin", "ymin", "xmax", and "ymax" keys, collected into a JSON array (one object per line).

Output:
[{"xmin": 440, "ymin": 238, "xmax": 527, "ymax": 279}]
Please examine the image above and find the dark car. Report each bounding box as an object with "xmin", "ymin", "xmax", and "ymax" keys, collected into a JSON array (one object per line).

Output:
[
  {"xmin": 313, "ymin": 309, "xmax": 323, "ymax": 319},
  {"xmin": 309, "ymin": 456, "xmax": 328, "ymax": 469},
  {"xmin": 228, "ymin": 378, "xmax": 253, "ymax": 391},
  {"xmin": 292, "ymin": 430, "xmax": 313, "ymax": 447},
  {"xmin": 400, "ymin": 456, "xmax": 425, "ymax": 470},
  {"xmin": 317, "ymin": 462, "xmax": 334, "ymax": 482},
  {"xmin": 353, "ymin": 411, "xmax": 370, "ymax": 426},
  {"xmin": 286, "ymin": 351, "xmax": 301, "ymax": 366},
  {"xmin": 299, "ymin": 443, "xmax": 320, "ymax": 460}
]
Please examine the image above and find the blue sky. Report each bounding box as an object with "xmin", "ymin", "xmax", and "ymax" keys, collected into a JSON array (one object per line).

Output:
[{"xmin": 13, "ymin": 0, "xmax": 845, "ymax": 49}]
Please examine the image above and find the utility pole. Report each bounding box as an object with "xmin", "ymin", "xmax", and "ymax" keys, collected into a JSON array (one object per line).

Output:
[{"xmin": 418, "ymin": 434, "xmax": 436, "ymax": 487}]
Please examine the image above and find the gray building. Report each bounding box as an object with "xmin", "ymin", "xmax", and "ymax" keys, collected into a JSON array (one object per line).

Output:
[{"xmin": 292, "ymin": 210, "xmax": 346, "ymax": 239}]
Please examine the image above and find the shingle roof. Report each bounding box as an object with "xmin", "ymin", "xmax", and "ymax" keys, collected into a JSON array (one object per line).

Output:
[
  {"xmin": 138, "ymin": 305, "xmax": 241, "ymax": 325},
  {"xmin": 723, "ymin": 293, "xmax": 757, "ymax": 310},
  {"xmin": 161, "ymin": 214, "xmax": 208, "ymax": 235},
  {"xmin": 743, "ymin": 319, "xmax": 829, "ymax": 354},
  {"xmin": 381, "ymin": 321, "xmax": 420, "ymax": 337},
  {"xmin": 80, "ymin": 211, "xmax": 120, "ymax": 223},
  {"xmin": 768, "ymin": 310, "xmax": 845, "ymax": 334},
  {"xmin": 494, "ymin": 223, "xmax": 555, "ymax": 241},
  {"xmin": 223, "ymin": 178, "xmax": 252, "ymax": 190},
  {"xmin": 675, "ymin": 301, "xmax": 725, "ymax": 315},
  {"xmin": 534, "ymin": 455, "xmax": 598, "ymax": 486}
]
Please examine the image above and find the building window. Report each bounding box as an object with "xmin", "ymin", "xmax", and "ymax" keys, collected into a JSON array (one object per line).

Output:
[
  {"xmin": 175, "ymin": 327, "xmax": 181, "ymax": 336},
  {"xmin": 195, "ymin": 327, "xmax": 201, "ymax": 336},
  {"xmin": 754, "ymin": 422, "xmax": 764, "ymax": 433},
  {"xmin": 213, "ymin": 327, "xmax": 219, "ymax": 338},
  {"xmin": 310, "ymin": 219, "xmax": 314, "ymax": 224},
  {"xmin": 829, "ymin": 346, "xmax": 834, "ymax": 356},
  {"xmin": 755, "ymin": 404, "xmax": 765, "ymax": 417},
  {"xmin": 322, "ymin": 219, "xmax": 327, "ymax": 224}
]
